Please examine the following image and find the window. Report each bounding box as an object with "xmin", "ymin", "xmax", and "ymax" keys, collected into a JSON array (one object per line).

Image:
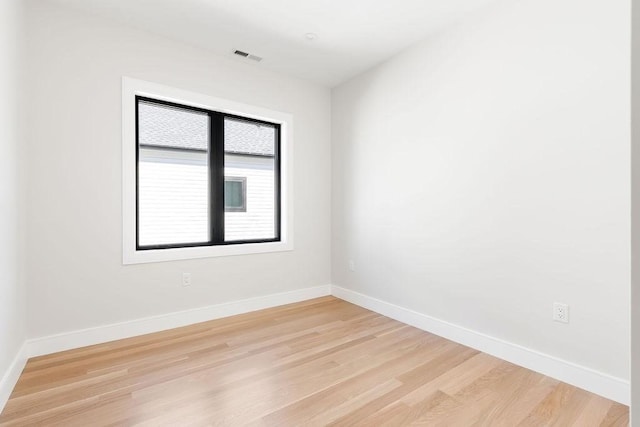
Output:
[
  {"xmin": 224, "ymin": 177, "xmax": 246, "ymax": 212},
  {"xmin": 123, "ymin": 77, "xmax": 292, "ymax": 264},
  {"xmin": 136, "ymin": 96, "xmax": 280, "ymax": 249}
]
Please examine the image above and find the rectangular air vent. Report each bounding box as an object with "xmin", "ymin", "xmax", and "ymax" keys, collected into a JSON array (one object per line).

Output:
[{"xmin": 233, "ymin": 50, "xmax": 262, "ymax": 62}]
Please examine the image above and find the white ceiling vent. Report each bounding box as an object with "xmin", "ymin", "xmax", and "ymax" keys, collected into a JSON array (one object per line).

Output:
[{"xmin": 233, "ymin": 50, "xmax": 263, "ymax": 62}]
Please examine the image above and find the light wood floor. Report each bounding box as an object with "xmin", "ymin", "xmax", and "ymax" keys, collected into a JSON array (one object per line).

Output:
[{"xmin": 0, "ymin": 297, "xmax": 628, "ymax": 426}]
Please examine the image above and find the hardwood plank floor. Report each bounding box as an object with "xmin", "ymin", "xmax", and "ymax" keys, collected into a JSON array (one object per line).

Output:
[{"xmin": 0, "ymin": 297, "xmax": 628, "ymax": 426}]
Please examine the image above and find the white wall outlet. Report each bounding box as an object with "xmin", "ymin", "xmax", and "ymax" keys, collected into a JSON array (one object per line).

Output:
[
  {"xmin": 348, "ymin": 260, "xmax": 356, "ymax": 272},
  {"xmin": 553, "ymin": 302, "xmax": 569, "ymax": 323},
  {"xmin": 182, "ymin": 273, "xmax": 192, "ymax": 287}
]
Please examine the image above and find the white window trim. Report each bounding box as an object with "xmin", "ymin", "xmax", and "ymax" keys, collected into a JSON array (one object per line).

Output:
[{"xmin": 122, "ymin": 77, "xmax": 294, "ymax": 264}]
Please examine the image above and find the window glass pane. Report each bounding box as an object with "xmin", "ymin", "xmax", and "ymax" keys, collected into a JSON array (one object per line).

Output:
[
  {"xmin": 224, "ymin": 118, "xmax": 276, "ymax": 241},
  {"xmin": 137, "ymin": 101, "xmax": 210, "ymax": 246}
]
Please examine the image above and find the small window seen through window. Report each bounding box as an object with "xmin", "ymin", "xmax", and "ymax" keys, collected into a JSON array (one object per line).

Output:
[{"xmin": 225, "ymin": 177, "xmax": 246, "ymax": 212}]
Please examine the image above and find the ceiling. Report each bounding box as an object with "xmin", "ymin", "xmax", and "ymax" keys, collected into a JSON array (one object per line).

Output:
[{"xmin": 48, "ymin": 0, "xmax": 499, "ymax": 87}]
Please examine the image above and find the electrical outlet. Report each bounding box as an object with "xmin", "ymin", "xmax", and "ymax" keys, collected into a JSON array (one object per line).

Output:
[
  {"xmin": 348, "ymin": 260, "xmax": 356, "ymax": 272},
  {"xmin": 553, "ymin": 302, "xmax": 569, "ymax": 323},
  {"xmin": 182, "ymin": 273, "xmax": 192, "ymax": 287}
]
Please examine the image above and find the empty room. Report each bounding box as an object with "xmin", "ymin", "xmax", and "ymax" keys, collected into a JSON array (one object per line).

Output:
[{"xmin": 1, "ymin": 0, "xmax": 638, "ymax": 425}]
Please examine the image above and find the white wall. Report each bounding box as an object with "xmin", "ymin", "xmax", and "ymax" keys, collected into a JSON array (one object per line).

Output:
[
  {"xmin": 24, "ymin": 2, "xmax": 331, "ymax": 338},
  {"xmin": 0, "ymin": 0, "xmax": 26, "ymax": 390},
  {"xmin": 332, "ymin": 0, "xmax": 630, "ymax": 382}
]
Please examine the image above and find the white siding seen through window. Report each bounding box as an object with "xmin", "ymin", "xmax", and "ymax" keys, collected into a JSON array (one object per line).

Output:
[{"xmin": 138, "ymin": 102, "xmax": 210, "ymax": 247}]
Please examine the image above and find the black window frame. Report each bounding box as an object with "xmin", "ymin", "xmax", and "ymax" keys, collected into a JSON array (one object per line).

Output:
[{"xmin": 135, "ymin": 95, "xmax": 281, "ymax": 250}]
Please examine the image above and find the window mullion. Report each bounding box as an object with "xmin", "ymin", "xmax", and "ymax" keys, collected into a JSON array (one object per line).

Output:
[{"xmin": 210, "ymin": 112, "xmax": 225, "ymax": 244}]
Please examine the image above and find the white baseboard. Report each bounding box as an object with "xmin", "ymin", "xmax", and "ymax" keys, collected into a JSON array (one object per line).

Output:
[
  {"xmin": 330, "ymin": 285, "xmax": 629, "ymax": 406},
  {"xmin": 26, "ymin": 285, "xmax": 331, "ymax": 358},
  {"xmin": 0, "ymin": 342, "xmax": 28, "ymax": 413}
]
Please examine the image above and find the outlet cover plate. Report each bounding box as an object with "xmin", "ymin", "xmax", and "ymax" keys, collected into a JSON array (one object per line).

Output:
[
  {"xmin": 182, "ymin": 273, "xmax": 192, "ymax": 287},
  {"xmin": 553, "ymin": 302, "xmax": 569, "ymax": 323}
]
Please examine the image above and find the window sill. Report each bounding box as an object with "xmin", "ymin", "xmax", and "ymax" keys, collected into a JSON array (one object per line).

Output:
[{"xmin": 123, "ymin": 240, "xmax": 293, "ymax": 265}]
